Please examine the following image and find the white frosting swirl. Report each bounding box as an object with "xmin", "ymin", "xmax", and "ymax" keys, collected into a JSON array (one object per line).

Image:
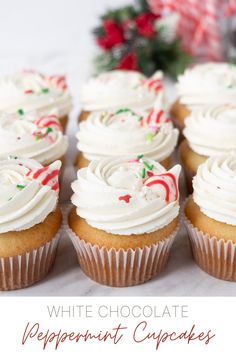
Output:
[
  {"xmin": 193, "ymin": 154, "xmax": 236, "ymax": 226},
  {"xmin": 0, "ymin": 157, "xmax": 61, "ymax": 232},
  {"xmin": 81, "ymin": 70, "xmax": 164, "ymax": 111},
  {"xmin": 184, "ymin": 105, "xmax": 236, "ymax": 157},
  {"xmin": 77, "ymin": 108, "xmax": 178, "ymax": 162},
  {"xmin": 176, "ymin": 63, "xmax": 236, "ymax": 109},
  {"xmin": 71, "ymin": 157, "xmax": 181, "ymax": 235},
  {"xmin": 0, "ymin": 111, "xmax": 68, "ymax": 165},
  {"xmin": 0, "ymin": 70, "xmax": 72, "ymax": 117}
]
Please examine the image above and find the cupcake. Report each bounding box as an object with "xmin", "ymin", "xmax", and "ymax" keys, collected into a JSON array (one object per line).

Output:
[
  {"xmin": 80, "ymin": 70, "xmax": 164, "ymax": 121},
  {"xmin": 171, "ymin": 62, "xmax": 236, "ymax": 132},
  {"xmin": 76, "ymin": 105, "xmax": 178, "ymax": 169},
  {"xmin": 0, "ymin": 157, "xmax": 62, "ymax": 290},
  {"xmin": 0, "ymin": 70, "xmax": 72, "ymax": 130},
  {"xmin": 67, "ymin": 156, "xmax": 181, "ymax": 287},
  {"xmin": 0, "ymin": 111, "xmax": 68, "ymax": 166},
  {"xmin": 179, "ymin": 105, "xmax": 236, "ymax": 192},
  {"xmin": 183, "ymin": 154, "xmax": 236, "ymax": 281}
]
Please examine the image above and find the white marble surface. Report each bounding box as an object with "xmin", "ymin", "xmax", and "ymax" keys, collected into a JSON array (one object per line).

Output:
[{"xmin": 0, "ymin": 0, "xmax": 236, "ymax": 296}]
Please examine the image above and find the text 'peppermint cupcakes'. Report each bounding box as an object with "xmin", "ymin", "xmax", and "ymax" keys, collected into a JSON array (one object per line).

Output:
[
  {"xmin": 171, "ymin": 62, "xmax": 236, "ymax": 131},
  {"xmin": 76, "ymin": 106, "xmax": 178, "ymax": 169},
  {"xmin": 0, "ymin": 111, "xmax": 68, "ymax": 167},
  {"xmin": 179, "ymin": 105, "xmax": 236, "ymax": 192},
  {"xmin": 0, "ymin": 70, "xmax": 72, "ymax": 129},
  {"xmin": 67, "ymin": 156, "xmax": 181, "ymax": 287},
  {"xmin": 183, "ymin": 154, "xmax": 236, "ymax": 281},
  {"xmin": 0, "ymin": 157, "xmax": 62, "ymax": 290},
  {"xmin": 80, "ymin": 70, "xmax": 164, "ymax": 121}
]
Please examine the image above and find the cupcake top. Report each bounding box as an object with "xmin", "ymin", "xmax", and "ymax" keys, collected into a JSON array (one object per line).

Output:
[
  {"xmin": 81, "ymin": 70, "xmax": 164, "ymax": 111},
  {"xmin": 0, "ymin": 70, "xmax": 72, "ymax": 117},
  {"xmin": 0, "ymin": 157, "xmax": 61, "ymax": 233},
  {"xmin": 71, "ymin": 157, "xmax": 181, "ymax": 235},
  {"xmin": 176, "ymin": 62, "xmax": 236, "ymax": 109},
  {"xmin": 77, "ymin": 106, "xmax": 178, "ymax": 162},
  {"xmin": 0, "ymin": 111, "xmax": 68, "ymax": 165},
  {"xmin": 193, "ymin": 154, "xmax": 236, "ymax": 226},
  {"xmin": 183, "ymin": 105, "xmax": 236, "ymax": 157}
]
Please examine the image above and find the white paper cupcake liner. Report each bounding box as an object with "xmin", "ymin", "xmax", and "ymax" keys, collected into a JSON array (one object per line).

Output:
[
  {"xmin": 0, "ymin": 230, "xmax": 61, "ymax": 291},
  {"xmin": 182, "ymin": 200, "xmax": 236, "ymax": 282},
  {"xmin": 63, "ymin": 207, "xmax": 180, "ymax": 287}
]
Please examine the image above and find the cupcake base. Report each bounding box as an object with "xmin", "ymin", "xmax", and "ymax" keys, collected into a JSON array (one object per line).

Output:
[
  {"xmin": 78, "ymin": 110, "xmax": 90, "ymax": 122},
  {"xmin": 65, "ymin": 208, "xmax": 179, "ymax": 287},
  {"xmin": 0, "ymin": 230, "xmax": 61, "ymax": 291},
  {"xmin": 183, "ymin": 197, "xmax": 236, "ymax": 282},
  {"xmin": 170, "ymin": 100, "xmax": 190, "ymax": 133},
  {"xmin": 59, "ymin": 115, "xmax": 69, "ymax": 131}
]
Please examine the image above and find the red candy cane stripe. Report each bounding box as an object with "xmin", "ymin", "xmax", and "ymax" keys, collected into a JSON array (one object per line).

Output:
[
  {"xmin": 144, "ymin": 172, "xmax": 178, "ymax": 202},
  {"xmin": 25, "ymin": 161, "xmax": 61, "ymax": 192},
  {"xmin": 35, "ymin": 115, "xmax": 62, "ymax": 132},
  {"xmin": 45, "ymin": 75, "xmax": 68, "ymax": 90},
  {"xmin": 41, "ymin": 169, "xmax": 60, "ymax": 186},
  {"xmin": 143, "ymin": 78, "xmax": 163, "ymax": 93},
  {"xmin": 145, "ymin": 178, "xmax": 170, "ymax": 202},
  {"xmin": 141, "ymin": 109, "xmax": 171, "ymax": 128}
]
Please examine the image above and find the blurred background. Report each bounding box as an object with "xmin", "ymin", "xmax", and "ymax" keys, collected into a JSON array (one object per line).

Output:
[{"xmin": 0, "ymin": 0, "xmax": 130, "ymax": 95}]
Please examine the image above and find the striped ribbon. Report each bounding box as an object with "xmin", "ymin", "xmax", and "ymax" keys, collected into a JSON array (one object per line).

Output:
[{"xmin": 148, "ymin": 0, "xmax": 236, "ymax": 61}]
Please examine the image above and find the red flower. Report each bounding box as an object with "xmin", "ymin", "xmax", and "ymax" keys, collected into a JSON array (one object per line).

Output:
[
  {"xmin": 117, "ymin": 52, "xmax": 139, "ymax": 71},
  {"xmin": 135, "ymin": 13, "xmax": 157, "ymax": 38},
  {"xmin": 96, "ymin": 19, "xmax": 124, "ymax": 50}
]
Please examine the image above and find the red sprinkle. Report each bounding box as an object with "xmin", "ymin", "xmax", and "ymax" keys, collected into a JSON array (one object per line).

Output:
[
  {"xmin": 24, "ymin": 89, "xmax": 33, "ymax": 94},
  {"xmin": 147, "ymin": 171, "xmax": 154, "ymax": 177},
  {"xmin": 119, "ymin": 194, "xmax": 132, "ymax": 203}
]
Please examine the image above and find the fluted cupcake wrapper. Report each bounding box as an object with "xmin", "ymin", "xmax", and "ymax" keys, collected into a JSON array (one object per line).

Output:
[
  {"xmin": 182, "ymin": 206, "xmax": 236, "ymax": 282},
  {"xmin": 0, "ymin": 230, "xmax": 61, "ymax": 291},
  {"xmin": 63, "ymin": 208, "xmax": 180, "ymax": 287}
]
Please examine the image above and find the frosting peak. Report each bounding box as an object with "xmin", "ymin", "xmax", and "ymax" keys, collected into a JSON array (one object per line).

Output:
[
  {"xmin": 0, "ymin": 157, "xmax": 61, "ymax": 232},
  {"xmin": 176, "ymin": 62, "xmax": 236, "ymax": 109},
  {"xmin": 0, "ymin": 111, "xmax": 68, "ymax": 165},
  {"xmin": 0, "ymin": 70, "xmax": 72, "ymax": 117},
  {"xmin": 71, "ymin": 157, "xmax": 181, "ymax": 235},
  {"xmin": 77, "ymin": 107, "xmax": 178, "ymax": 162},
  {"xmin": 183, "ymin": 105, "xmax": 236, "ymax": 157},
  {"xmin": 81, "ymin": 70, "xmax": 164, "ymax": 111},
  {"xmin": 193, "ymin": 154, "xmax": 236, "ymax": 226}
]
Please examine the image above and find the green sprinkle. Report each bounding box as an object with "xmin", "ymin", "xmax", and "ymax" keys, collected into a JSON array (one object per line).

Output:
[
  {"xmin": 228, "ymin": 84, "xmax": 233, "ymax": 88},
  {"xmin": 8, "ymin": 197, "xmax": 13, "ymax": 201},
  {"xmin": 146, "ymin": 133, "xmax": 155, "ymax": 142},
  {"xmin": 141, "ymin": 168, "xmax": 146, "ymax": 179},
  {"xmin": 137, "ymin": 154, "xmax": 144, "ymax": 160},
  {"xmin": 46, "ymin": 127, "xmax": 53, "ymax": 133},
  {"xmin": 42, "ymin": 88, "xmax": 49, "ymax": 93},
  {"xmin": 16, "ymin": 184, "xmax": 25, "ymax": 190},
  {"xmin": 116, "ymin": 108, "xmax": 130, "ymax": 114},
  {"xmin": 17, "ymin": 108, "xmax": 24, "ymax": 115},
  {"xmin": 144, "ymin": 161, "xmax": 154, "ymax": 170}
]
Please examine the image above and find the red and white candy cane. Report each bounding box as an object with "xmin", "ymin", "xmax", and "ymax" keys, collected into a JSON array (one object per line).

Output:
[
  {"xmin": 147, "ymin": 0, "xmax": 225, "ymax": 61},
  {"xmin": 45, "ymin": 75, "xmax": 68, "ymax": 91},
  {"xmin": 25, "ymin": 161, "xmax": 61, "ymax": 192},
  {"xmin": 141, "ymin": 109, "xmax": 171, "ymax": 129},
  {"xmin": 142, "ymin": 71, "xmax": 163, "ymax": 93},
  {"xmin": 35, "ymin": 114, "xmax": 63, "ymax": 132},
  {"xmin": 144, "ymin": 167, "xmax": 180, "ymax": 202}
]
